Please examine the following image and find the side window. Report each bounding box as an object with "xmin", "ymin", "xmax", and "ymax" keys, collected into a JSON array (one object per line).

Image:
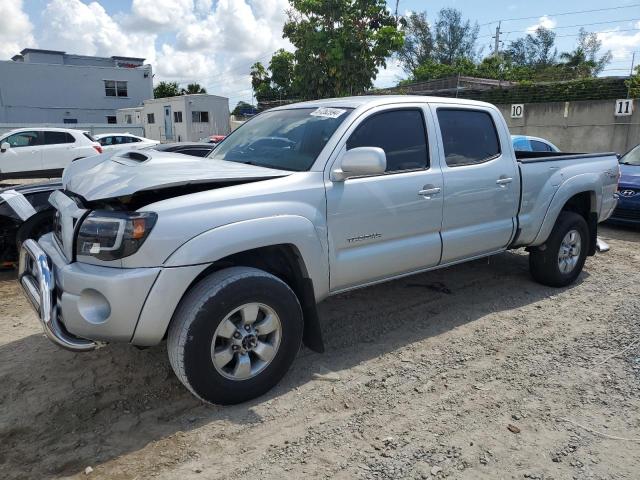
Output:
[
  {"xmin": 44, "ymin": 131, "xmax": 74, "ymax": 145},
  {"xmin": 437, "ymin": 109, "xmax": 501, "ymax": 167},
  {"xmin": 129, "ymin": 137, "xmax": 142, "ymax": 143},
  {"xmin": 5, "ymin": 131, "xmax": 39, "ymax": 147},
  {"xmin": 99, "ymin": 136, "xmax": 113, "ymax": 146},
  {"xmin": 530, "ymin": 140, "xmax": 552, "ymax": 152},
  {"xmin": 346, "ymin": 109, "xmax": 428, "ymax": 172}
]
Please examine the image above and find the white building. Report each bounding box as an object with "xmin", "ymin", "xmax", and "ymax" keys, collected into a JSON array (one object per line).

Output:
[
  {"xmin": 0, "ymin": 48, "xmax": 153, "ymax": 124},
  {"xmin": 127, "ymin": 94, "xmax": 230, "ymax": 142}
]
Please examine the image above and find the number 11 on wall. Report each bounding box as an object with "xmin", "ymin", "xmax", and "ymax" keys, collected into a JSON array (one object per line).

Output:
[{"xmin": 615, "ymin": 99, "xmax": 634, "ymax": 116}]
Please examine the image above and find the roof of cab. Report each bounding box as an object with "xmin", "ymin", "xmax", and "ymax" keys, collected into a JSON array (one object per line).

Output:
[{"xmin": 270, "ymin": 95, "xmax": 495, "ymax": 111}]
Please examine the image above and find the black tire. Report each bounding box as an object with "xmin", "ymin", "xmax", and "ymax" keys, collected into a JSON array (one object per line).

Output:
[
  {"xmin": 167, "ymin": 266, "xmax": 303, "ymax": 405},
  {"xmin": 16, "ymin": 209, "xmax": 55, "ymax": 252},
  {"xmin": 529, "ymin": 211, "xmax": 589, "ymax": 287}
]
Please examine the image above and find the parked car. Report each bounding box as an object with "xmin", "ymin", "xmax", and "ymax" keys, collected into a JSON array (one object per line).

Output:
[
  {"xmin": 512, "ymin": 135, "xmax": 560, "ymax": 153},
  {"xmin": 607, "ymin": 143, "xmax": 640, "ymax": 225},
  {"xmin": 94, "ymin": 133, "xmax": 159, "ymax": 151},
  {"xmin": 0, "ymin": 128, "xmax": 102, "ymax": 180},
  {"xmin": 17, "ymin": 96, "xmax": 618, "ymax": 405},
  {"xmin": 147, "ymin": 142, "xmax": 216, "ymax": 157},
  {"xmin": 200, "ymin": 134, "xmax": 226, "ymax": 145},
  {"xmin": 0, "ymin": 143, "xmax": 217, "ymax": 265}
]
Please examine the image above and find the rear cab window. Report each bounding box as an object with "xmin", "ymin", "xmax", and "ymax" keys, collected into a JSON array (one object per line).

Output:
[
  {"xmin": 347, "ymin": 109, "xmax": 429, "ymax": 172},
  {"xmin": 436, "ymin": 109, "xmax": 500, "ymax": 167}
]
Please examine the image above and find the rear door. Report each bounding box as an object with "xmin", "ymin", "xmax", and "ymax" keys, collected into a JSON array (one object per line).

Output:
[
  {"xmin": 432, "ymin": 105, "xmax": 519, "ymax": 263},
  {"xmin": 41, "ymin": 131, "xmax": 76, "ymax": 170},
  {"xmin": 325, "ymin": 105, "xmax": 444, "ymax": 291},
  {"xmin": 0, "ymin": 130, "xmax": 42, "ymax": 176}
]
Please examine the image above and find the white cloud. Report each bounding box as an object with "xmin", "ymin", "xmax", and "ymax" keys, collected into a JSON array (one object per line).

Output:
[
  {"xmin": 129, "ymin": 0, "xmax": 197, "ymax": 32},
  {"xmin": 41, "ymin": 0, "xmax": 157, "ymax": 63},
  {"xmin": 0, "ymin": 0, "xmax": 36, "ymax": 59},
  {"xmin": 374, "ymin": 59, "xmax": 404, "ymax": 88},
  {"xmin": 597, "ymin": 24, "xmax": 640, "ymax": 62},
  {"xmin": 526, "ymin": 15, "xmax": 557, "ymax": 33}
]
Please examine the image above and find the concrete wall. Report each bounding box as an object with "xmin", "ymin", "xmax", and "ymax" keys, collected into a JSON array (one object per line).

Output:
[
  {"xmin": 497, "ymin": 99, "xmax": 639, "ymax": 154},
  {"xmin": 0, "ymin": 124, "xmax": 144, "ymax": 137},
  {"xmin": 0, "ymin": 60, "xmax": 153, "ymax": 124}
]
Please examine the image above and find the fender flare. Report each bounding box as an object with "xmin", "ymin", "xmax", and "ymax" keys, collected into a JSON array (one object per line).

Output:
[
  {"xmin": 163, "ymin": 214, "xmax": 330, "ymax": 301},
  {"xmin": 531, "ymin": 173, "xmax": 599, "ymax": 246}
]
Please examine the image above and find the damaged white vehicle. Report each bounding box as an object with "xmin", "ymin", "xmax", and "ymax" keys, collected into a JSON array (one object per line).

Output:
[{"xmin": 19, "ymin": 96, "xmax": 618, "ymax": 404}]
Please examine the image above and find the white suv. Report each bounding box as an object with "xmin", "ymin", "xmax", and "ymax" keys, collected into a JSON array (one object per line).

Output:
[
  {"xmin": 94, "ymin": 133, "xmax": 159, "ymax": 152},
  {"xmin": 0, "ymin": 128, "xmax": 102, "ymax": 180}
]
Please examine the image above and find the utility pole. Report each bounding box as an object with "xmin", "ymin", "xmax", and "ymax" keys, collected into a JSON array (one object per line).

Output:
[
  {"xmin": 492, "ymin": 21, "xmax": 502, "ymax": 57},
  {"xmin": 394, "ymin": 0, "xmax": 400, "ymax": 21},
  {"xmin": 627, "ymin": 51, "xmax": 636, "ymax": 99}
]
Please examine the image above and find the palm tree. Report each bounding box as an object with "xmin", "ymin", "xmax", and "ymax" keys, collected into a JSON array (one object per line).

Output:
[{"xmin": 181, "ymin": 83, "xmax": 207, "ymax": 94}]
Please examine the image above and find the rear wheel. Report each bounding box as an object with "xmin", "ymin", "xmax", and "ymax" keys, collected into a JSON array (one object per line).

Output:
[
  {"xmin": 529, "ymin": 211, "xmax": 589, "ymax": 287},
  {"xmin": 167, "ymin": 266, "xmax": 303, "ymax": 405}
]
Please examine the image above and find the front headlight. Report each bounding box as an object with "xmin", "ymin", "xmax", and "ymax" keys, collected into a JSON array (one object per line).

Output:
[{"xmin": 76, "ymin": 210, "xmax": 157, "ymax": 261}]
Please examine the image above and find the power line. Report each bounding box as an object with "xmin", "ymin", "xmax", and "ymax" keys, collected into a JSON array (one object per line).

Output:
[
  {"xmin": 478, "ymin": 3, "xmax": 640, "ymax": 27},
  {"xmin": 478, "ymin": 18, "xmax": 640, "ymax": 38}
]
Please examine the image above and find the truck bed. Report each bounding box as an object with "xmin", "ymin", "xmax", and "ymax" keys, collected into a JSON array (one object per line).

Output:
[{"xmin": 513, "ymin": 151, "xmax": 619, "ymax": 248}]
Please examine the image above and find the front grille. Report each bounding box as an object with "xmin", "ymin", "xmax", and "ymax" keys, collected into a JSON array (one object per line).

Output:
[{"xmin": 611, "ymin": 207, "xmax": 640, "ymax": 221}]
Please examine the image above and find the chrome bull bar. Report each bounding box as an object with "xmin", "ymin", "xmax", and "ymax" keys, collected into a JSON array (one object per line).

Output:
[{"xmin": 18, "ymin": 239, "xmax": 97, "ymax": 352}]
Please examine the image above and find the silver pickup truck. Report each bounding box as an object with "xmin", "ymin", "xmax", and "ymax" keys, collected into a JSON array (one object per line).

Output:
[{"xmin": 18, "ymin": 96, "xmax": 619, "ymax": 404}]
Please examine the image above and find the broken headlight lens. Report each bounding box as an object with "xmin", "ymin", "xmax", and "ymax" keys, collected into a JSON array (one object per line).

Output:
[{"xmin": 76, "ymin": 210, "xmax": 157, "ymax": 261}]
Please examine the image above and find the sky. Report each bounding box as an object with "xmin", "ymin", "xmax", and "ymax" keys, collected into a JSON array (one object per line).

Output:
[{"xmin": 1, "ymin": 0, "xmax": 638, "ymax": 108}]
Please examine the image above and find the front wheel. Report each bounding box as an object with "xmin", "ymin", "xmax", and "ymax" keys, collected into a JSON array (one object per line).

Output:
[
  {"xmin": 167, "ymin": 267, "xmax": 303, "ymax": 405},
  {"xmin": 529, "ymin": 211, "xmax": 589, "ymax": 287}
]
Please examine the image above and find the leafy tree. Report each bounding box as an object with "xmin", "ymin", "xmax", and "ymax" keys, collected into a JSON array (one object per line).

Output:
[
  {"xmin": 281, "ymin": 0, "xmax": 404, "ymax": 99},
  {"xmin": 231, "ymin": 101, "xmax": 257, "ymax": 116},
  {"xmin": 433, "ymin": 8, "xmax": 479, "ymax": 65},
  {"xmin": 153, "ymin": 81, "xmax": 181, "ymax": 98},
  {"xmin": 397, "ymin": 12, "xmax": 434, "ymax": 75},
  {"xmin": 505, "ymin": 27, "xmax": 557, "ymax": 68},
  {"xmin": 269, "ymin": 49, "xmax": 296, "ymax": 97},
  {"xmin": 559, "ymin": 29, "xmax": 611, "ymax": 77},
  {"xmin": 626, "ymin": 64, "xmax": 640, "ymax": 98},
  {"xmin": 250, "ymin": 61, "xmax": 276, "ymax": 101},
  {"xmin": 181, "ymin": 83, "xmax": 207, "ymax": 94}
]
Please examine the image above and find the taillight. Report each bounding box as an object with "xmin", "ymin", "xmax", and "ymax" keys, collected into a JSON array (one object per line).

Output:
[{"xmin": 93, "ymin": 145, "xmax": 103, "ymax": 154}]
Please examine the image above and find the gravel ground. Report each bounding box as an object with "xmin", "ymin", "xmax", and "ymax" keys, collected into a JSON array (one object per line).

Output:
[{"xmin": 0, "ymin": 225, "xmax": 638, "ymax": 480}]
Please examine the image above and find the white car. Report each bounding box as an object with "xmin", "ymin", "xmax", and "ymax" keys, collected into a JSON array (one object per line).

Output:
[
  {"xmin": 511, "ymin": 135, "xmax": 560, "ymax": 153},
  {"xmin": 0, "ymin": 128, "xmax": 102, "ymax": 180},
  {"xmin": 94, "ymin": 133, "xmax": 159, "ymax": 151}
]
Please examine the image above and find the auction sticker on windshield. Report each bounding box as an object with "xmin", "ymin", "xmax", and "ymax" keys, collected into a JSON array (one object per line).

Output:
[{"xmin": 310, "ymin": 107, "xmax": 348, "ymax": 118}]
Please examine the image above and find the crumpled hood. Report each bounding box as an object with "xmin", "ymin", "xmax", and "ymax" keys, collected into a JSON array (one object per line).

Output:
[
  {"xmin": 62, "ymin": 150, "xmax": 291, "ymax": 201},
  {"xmin": 619, "ymin": 164, "xmax": 640, "ymax": 187}
]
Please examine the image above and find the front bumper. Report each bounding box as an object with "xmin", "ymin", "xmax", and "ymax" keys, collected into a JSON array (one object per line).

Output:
[{"xmin": 18, "ymin": 234, "xmax": 160, "ymax": 352}]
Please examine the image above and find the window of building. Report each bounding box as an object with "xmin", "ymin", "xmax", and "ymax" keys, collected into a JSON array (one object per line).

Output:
[
  {"xmin": 174, "ymin": 111, "xmax": 183, "ymax": 123},
  {"xmin": 106, "ymin": 116, "xmax": 117, "ymax": 124},
  {"xmin": 63, "ymin": 118, "xmax": 78, "ymax": 124},
  {"xmin": 347, "ymin": 109, "xmax": 428, "ymax": 172},
  {"xmin": 44, "ymin": 131, "xmax": 75, "ymax": 145},
  {"xmin": 436, "ymin": 109, "xmax": 501, "ymax": 167},
  {"xmin": 192, "ymin": 111, "xmax": 209, "ymax": 123},
  {"xmin": 147, "ymin": 113, "xmax": 155, "ymax": 124},
  {"xmin": 5, "ymin": 131, "xmax": 40, "ymax": 147},
  {"xmin": 125, "ymin": 114, "xmax": 133, "ymax": 124},
  {"xmin": 105, "ymin": 80, "xmax": 128, "ymax": 97}
]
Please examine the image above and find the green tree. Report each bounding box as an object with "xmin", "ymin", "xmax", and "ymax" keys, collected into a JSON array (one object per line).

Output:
[
  {"xmin": 626, "ymin": 64, "xmax": 640, "ymax": 98},
  {"xmin": 181, "ymin": 83, "xmax": 207, "ymax": 94},
  {"xmin": 153, "ymin": 81, "xmax": 181, "ymax": 98},
  {"xmin": 250, "ymin": 61, "xmax": 276, "ymax": 102},
  {"xmin": 505, "ymin": 27, "xmax": 557, "ymax": 68},
  {"xmin": 433, "ymin": 8, "xmax": 479, "ymax": 65},
  {"xmin": 231, "ymin": 101, "xmax": 256, "ymax": 116},
  {"xmin": 281, "ymin": 0, "xmax": 404, "ymax": 99},
  {"xmin": 559, "ymin": 29, "xmax": 611, "ymax": 78},
  {"xmin": 269, "ymin": 49, "xmax": 296, "ymax": 97},
  {"xmin": 397, "ymin": 12, "xmax": 434, "ymax": 75}
]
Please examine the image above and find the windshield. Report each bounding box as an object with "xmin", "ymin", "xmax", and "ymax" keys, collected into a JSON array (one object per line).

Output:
[
  {"xmin": 620, "ymin": 144, "xmax": 640, "ymax": 166},
  {"xmin": 210, "ymin": 107, "xmax": 353, "ymax": 171}
]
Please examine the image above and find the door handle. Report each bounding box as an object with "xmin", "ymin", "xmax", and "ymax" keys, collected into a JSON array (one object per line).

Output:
[
  {"xmin": 418, "ymin": 187, "xmax": 441, "ymax": 197},
  {"xmin": 496, "ymin": 177, "xmax": 513, "ymax": 185}
]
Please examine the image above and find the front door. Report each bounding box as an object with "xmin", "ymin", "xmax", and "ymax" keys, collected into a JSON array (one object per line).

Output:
[
  {"xmin": 0, "ymin": 130, "xmax": 42, "ymax": 176},
  {"xmin": 326, "ymin": 106, "xmax": 444, "ymax": 291},
  {"xmin": 431, "ymin": 105, "xmax": 519, "ymax": 263},
  {"xmin": 164, "ymin": 106, "xmax": 173, "ymax": 140}
]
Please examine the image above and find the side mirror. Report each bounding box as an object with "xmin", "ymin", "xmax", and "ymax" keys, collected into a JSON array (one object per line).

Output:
[
  {"xmin": 0, "ymin": 142, "xmax": 9, "ymax": 153},
  {"xmin": 332, "ymin": 147, "xmax": 386, "ymax": 181}
]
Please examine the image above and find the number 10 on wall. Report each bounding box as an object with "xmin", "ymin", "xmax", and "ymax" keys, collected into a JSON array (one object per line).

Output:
[
  {"xmin": 511, "ymin": 104, "xmax": 524, "ymax": 119},
  {"xmin": 615, "ymin": 99, "xmax": 634, "ymax": 116}
]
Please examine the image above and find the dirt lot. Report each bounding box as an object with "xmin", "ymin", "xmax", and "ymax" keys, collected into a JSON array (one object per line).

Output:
[{"xmin": 0, "ymin": 225, "xmax": 639, "ymax": 480}]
